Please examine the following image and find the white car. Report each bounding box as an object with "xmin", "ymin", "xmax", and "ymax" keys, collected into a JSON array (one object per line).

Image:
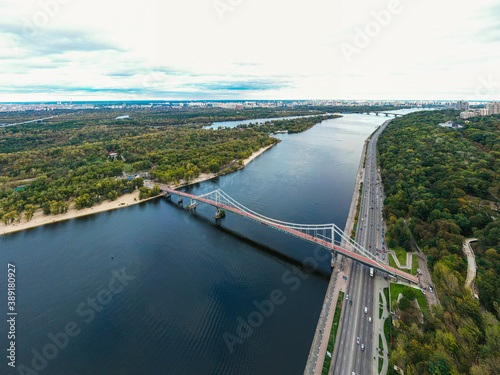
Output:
[
  {"xmin": 364, "ymin": 307, "xmax": 368, "ymax": 314},
  {"xmin": 356, "ymin": 336, "xmax": 360, "ymax": 344},
  {"xmin": 368, "ymin": 316, "xmax": 372, "ymax": 323}
]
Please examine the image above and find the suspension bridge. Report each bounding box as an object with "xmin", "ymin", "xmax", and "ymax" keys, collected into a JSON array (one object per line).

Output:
[{"xmin": 147, "ymin": 183, "xmax": 418, "ymax": 284}]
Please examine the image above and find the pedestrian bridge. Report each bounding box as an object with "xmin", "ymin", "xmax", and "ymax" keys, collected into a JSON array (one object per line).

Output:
[{"xmin": 148, "ymin": 184, "xmax": 418, "ymax": 284}]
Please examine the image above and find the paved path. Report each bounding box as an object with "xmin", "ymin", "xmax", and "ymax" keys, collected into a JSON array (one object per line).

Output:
[
  {"xmin": 388, "ymin": 251, "xmax": 415, "ymax": 270},
  {"xmin": 308, "ymin": 263, "xmax": 341, "ymax": 375},
  {"xmin": 463, "ymin": 238, "xmax": 478, "ymax": 299},
  {"xmin": 371, "ymin": 275, "xmax": 390, "ymax": 375}
]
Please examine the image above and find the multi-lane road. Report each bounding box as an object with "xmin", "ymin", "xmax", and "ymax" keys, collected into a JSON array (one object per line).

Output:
[{"xmin": 331, "ymin": 121, "xmax": 390, "ymax": 375}]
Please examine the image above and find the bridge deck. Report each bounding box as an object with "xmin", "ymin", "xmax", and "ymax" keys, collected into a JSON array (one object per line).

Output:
[{"xmin": 154, "ymin": 185, "xmax": 418, "ymax": 284}]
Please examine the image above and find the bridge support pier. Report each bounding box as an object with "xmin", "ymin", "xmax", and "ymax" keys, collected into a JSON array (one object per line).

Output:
[
  {"xmin": 331, "ymin": 251, "xmax": 337, "ymax": 268},
  {"xmin": 187, "ymin": 199, "xmax": 199, "ymax": 211},
  {"xmin": 214, "ymin": 207, "xmax": 225, "ymax": 220}
]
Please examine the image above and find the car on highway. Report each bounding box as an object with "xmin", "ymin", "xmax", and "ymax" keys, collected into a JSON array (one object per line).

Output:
[
  {"xmin": 349, "ymin": 300, "xmax": 352, "ymax": 306},
  {"xmin": 361, "ymin": 344, "xmax": 365, "ymax": 351},
  {"xmin": 368, "ymin": 317, "xmax": 372, "ymax": 323},
  {"xmin": 364, "ymin": 307, "xmax": 368, "ymax": 314},
  {"xmin": 356, "ymin": 337, "xmax": 360, "ymax": 344},
  {"xmin": 346, "ymin": 294, "xmax": 349, "ymax": 300}
]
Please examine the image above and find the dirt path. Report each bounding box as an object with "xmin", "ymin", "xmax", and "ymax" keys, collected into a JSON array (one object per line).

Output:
[{"xmin": 463, "ymin": 238, "xmax": 478, "ymax": 299}]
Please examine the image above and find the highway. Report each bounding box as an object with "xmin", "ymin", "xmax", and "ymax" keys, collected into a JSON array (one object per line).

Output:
[{"xmin": 331, "ymin": 121, "xmax": 390, "ymax": 375}]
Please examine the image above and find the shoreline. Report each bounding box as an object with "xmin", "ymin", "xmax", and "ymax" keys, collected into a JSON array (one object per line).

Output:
[
  {"xmin": 0, "ymin": 143, "xmax": 278, "ymax": 236},
  {"xmin": 169, "ymin": 142, "xmax": 277, "ymax": 190},
  {"xmin": 0, "ymin": 191, "xmax": 164, "ymax": 236},
  {"xmin": 304, "ymin": 131, "xmax": 370, "ymax": 374}
]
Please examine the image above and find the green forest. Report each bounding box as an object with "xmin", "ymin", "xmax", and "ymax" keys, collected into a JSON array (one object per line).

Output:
[
  {"xmin": 378, "ymin": 110, "xmax": 500, "ymax": 374},
  {"xmin": 0, "ymin": 107, "xmax": 345, "ymax": 223}
]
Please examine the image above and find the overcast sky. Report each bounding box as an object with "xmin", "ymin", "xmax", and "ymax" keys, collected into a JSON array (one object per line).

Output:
[{"xmin": 1, "ymin": 0, "xmax": 499, "ymax": 102}]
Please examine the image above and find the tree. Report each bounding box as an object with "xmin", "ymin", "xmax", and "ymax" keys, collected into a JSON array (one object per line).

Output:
[
  {"xmin": 2, "ymin": 211, "xmax": 19, "ymax": 224},
  {"xmin": 24, "ymin": 204, "xmax": 37, "ymax": 221},
  {"xmin": 138, "ymin": 187, "xmax": 149, "ymax": 200},
  {"xmin": 399, "ymin": 297, "xmax": 411, "ymax": 311},
  {"xmin": 151, "ymin": 185, "xmax": 161, "ymax": 197},
  {"xmin": 209, "ymin": 161, "xmax": 220, "ymax": 173}
]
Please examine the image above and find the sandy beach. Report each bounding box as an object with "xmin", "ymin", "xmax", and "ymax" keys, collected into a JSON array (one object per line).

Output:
[
  {"xmin": 1, "ymin": 143, "xmax": 277, "ymax": 236},
  {"xmin": 0, "ymin": 190, "xmax": 166, "ymax": 236}
]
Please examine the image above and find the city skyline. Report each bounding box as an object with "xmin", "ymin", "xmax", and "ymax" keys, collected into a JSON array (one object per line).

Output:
[{"xmin": 1, "ymin": 0, "xmax": 499, "ymax": 102}]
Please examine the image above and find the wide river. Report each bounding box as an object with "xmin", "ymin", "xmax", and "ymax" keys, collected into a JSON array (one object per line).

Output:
[{"xmin": 0, "ymin": 110, "xmax": 417, "ymax": 375}]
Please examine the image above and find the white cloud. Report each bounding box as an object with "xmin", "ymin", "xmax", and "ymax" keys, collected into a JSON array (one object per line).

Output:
[{"xmin": 0, "ymin": 0, "xmax": 499, "ymax": 101}]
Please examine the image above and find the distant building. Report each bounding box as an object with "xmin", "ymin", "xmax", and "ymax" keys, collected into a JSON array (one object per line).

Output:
[
  {"xmin": 455, "ymin": 100, "xmax": 469, "ymax": 110},
  {"xmin": 460, "ymin": 111, "xmax": 477, "ymax": 119},
  {"xmin": 487, "ymin": 101, "xmax": 500, "ymax": 115},
  {"xmin": 477, "ymin": 108, "xmax": 489, "ymax": 116},
  {"xmin": 108, "ymin": 152, "xmax": 118, "ymax": 159},
  {"xmin": 438, "ymin": 121, "xmax": 462, "ymax": 129}
]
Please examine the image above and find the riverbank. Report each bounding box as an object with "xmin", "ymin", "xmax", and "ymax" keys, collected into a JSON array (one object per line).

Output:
[
  {"xmin": 304, "ymin": 134, "xmax": 369, "ymax": 375},
  {"xmin": 0, "ymin": 143, "xmax": 278, "ymax": 236},
  {"xmin": 0, "ymin": 191, "xmax": 165, "ymax": 236},
  {"xmin": 170, "ymin": 142, "xmax": 277, "ymax": 189}
]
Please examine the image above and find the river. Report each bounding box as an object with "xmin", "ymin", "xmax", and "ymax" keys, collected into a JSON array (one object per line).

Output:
[
  {"xmin": 204, "ymin": 113, "xmax": 335, "ymax": 129},
  {"xmin": 0, "ymin": 110, "xmax": 417, "ymax": 375}
]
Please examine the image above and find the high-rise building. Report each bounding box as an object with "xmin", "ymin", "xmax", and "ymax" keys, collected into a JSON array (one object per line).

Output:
[
  {"xmin": 455, "ymin": 100, "xmax": 469, "ymax": 110},
  {"xmin": 479, "ymin": 108, "xmax": 489, "ymax": 116},
  {"xmin": 460, "ymin": 111, "xmax": 477, "ymax": 119},
  {"xmin": 487, "ymin": 101, "xmax": 500, "ymax": 115}
]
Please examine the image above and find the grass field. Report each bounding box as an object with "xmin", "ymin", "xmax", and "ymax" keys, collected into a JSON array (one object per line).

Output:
[
  {"xmin": 388, "ymin": 252, "xmax": 418, "ymax": 276},
  {"xmin": 392, "ymin": 246, "xmax": 408, "ymax": 264},
  {"xmin": 390, "ymin": 283, "xmax": 430, "ymax": 316},
  {"xmin": 384, "ymin": 317, "xmax": 392, "ymax": 356},
  {"xmin": 411, "ymin": 254, "xmax": 419, "ymax": 275},
  {"xmin": 321, "ymin": 291, "xmax": 345, "ymax": 375},
  {"xmin": 383, "ymin": 287, "xmax": 389, "ymax": 312}
]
